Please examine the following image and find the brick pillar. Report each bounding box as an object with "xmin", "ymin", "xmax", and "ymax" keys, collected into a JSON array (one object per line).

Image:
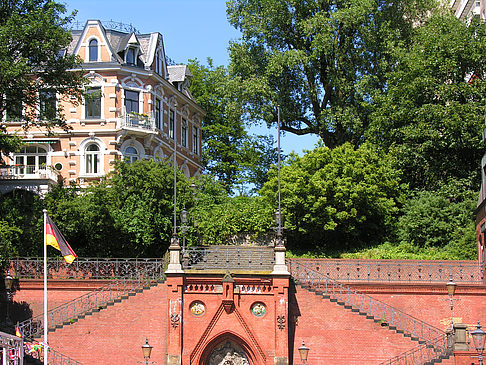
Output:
[
  {"xmin": 273, "ymin": 275, "xmax": 290, "ymax": 365},
  {"xmin": 453, "ymin": 323, "xmax": 469, "ymax": 352},
  {"xmin": 166, "ymin": 274, "xmax": 184, "ymax": 365}
]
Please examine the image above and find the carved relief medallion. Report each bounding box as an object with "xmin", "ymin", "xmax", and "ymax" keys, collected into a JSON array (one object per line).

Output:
[
  {"xmin": 251, "ymin": 302, "xmax": 266, "ymax": 317},
  {"xmin": 190, "ymin": 301, "xmax": 205, "ymax": 316}
]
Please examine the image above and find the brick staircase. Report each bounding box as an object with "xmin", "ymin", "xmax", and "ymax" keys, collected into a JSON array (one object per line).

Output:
[
  {"xmin": 45, "ymin": 281, "xmax": 168, "ymax": 364},
  {"xmin": 293, "ymin": 283, "xmax": 454, "ymax": 364}
]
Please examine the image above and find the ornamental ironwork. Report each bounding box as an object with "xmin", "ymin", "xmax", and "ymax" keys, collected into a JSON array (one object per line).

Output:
[
  {"xmin": 183, "ymin": 246, "xmax": 274, "ymax": 271},
  {"xmin": 277, "ymin": 315, "xmax": 286, "ymax": 330},
  {"xmin": 170, "ymin": 314, "xmax": 180, "ymax": 328},
  {"xmin": 8, "ymin": 257, "xmax": 167, "ymax": 280},
  {"xmin": 288, "ymin": 260, "xmax": 445, "ymax": 345},
  {"xmin": 18, "ymin": 275, "xmax": 161, "ymax": 341},
  {"xmin": 287, "ymin": 258, "xmax": 484, "ymax": 283},
  {"xmin": 0, "ymin": 330, "xmax": 23, "ymax": 365}
]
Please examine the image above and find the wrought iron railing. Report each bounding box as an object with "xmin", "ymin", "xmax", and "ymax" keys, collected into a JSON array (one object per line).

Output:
[
  {"xmin": 8, "ymin": 257, "xmax": 167, "ymax": 280},
  {"xmin": 18, "ymin": 275, "xmax": 160, "ymax": 341},
  {"xmin": 0, "ymin": 165, "xmax": 58, "ymax": 181},
  {"xmin": 28, "ymin": 345, "xmax": 82, "ymax": 364},
  {"xmin": 379, "ymin": 333, "xmax": 452, "ymax": 365},
  {"xmin": 0, "ymin": 330, "xmax": 23, "ymax": 365},
  {"xmin": 288, "ymin": 258, "xmax": 484, "ymax": 283},
  {"xmin": 119, "ymin": 107, "xmax": 156, "ymax": 132},
  {"xmin": 182, "ymin": 246, "xmax": 274, "ymax": 271},
  {"xmin": 288, "ymin": 260, "xmax": 446, "ymax": 347}
]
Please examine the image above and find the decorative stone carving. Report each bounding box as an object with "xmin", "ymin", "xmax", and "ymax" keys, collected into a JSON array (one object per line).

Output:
[
  {"xmin": 190, "ymin": 301, "xmax": 205, "ymax": 316},
  {"xmin": 170, "ymin": 313, "xmax": 180, "ymax": 328},
  {"xmin": 208, "ymin": 341, "xmax": 249, "ymax": 365},
  {"xmin": 251, "ymin": 303, "xmax": 266, "ymax": 317}
]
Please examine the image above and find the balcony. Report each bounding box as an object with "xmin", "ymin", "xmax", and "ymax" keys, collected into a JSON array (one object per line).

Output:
[
  {"xmin": 0, "ymin": 165, "xmax": 59, "ymax": 181},
  {"xmin": 0, "ymin": 165, "xmax": 60, "ymax": 195},
  {"xmin": 119, "ymin": 111, "xmax": 157, "ymax": 135}
]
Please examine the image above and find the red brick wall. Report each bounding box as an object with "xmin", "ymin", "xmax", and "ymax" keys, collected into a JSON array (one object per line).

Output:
[{"xmin": 12, "ymin": 277, "xmax": 486, "ymax": 364}]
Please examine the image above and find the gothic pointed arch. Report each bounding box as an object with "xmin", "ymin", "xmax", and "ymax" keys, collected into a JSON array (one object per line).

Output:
[{"xmin": 199, "ymin": 331, "xmax": 257, "ymax": 365}]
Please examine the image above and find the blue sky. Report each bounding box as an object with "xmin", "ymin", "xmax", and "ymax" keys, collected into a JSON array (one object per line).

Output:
[{"xmin": 64, "ymin": 0, "xmax": 319, "ymax": 156}]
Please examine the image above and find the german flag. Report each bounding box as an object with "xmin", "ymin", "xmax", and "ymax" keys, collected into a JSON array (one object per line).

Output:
[{"xmin": 45, "ymin": 215, "xmax": 77, "ymax": 264}]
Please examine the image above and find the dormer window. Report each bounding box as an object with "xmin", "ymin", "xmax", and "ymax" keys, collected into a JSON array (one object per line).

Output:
[
  {"xmin": 88, "ymin": 39, "xmax": 98, "ymax": 62},
  {"xmin": 155, "ymin": 50, "xmax": 163, "ymax": 76},
  {"xmin": 126, "ymin": 48, "xmax": 136, "ymax": 65}
]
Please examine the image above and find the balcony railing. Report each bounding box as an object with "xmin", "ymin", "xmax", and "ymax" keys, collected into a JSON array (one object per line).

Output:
[
  {"xmin": 0, "ymin": 165, "xmax": 59, "ymax": 181},
  {"xmin": 120, "ymin": 111, "xmax": 156, "ymax": 132}
]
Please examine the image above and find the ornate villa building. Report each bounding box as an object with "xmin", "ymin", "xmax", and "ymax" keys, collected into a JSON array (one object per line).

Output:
[{"xmin": 0, "ymin": 20, "xmax": 203, "ymax": 195}]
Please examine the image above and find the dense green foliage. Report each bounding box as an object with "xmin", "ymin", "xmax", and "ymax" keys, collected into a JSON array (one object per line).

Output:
[
  {"xmin": 367, "ymin": 13, "xmax": 486, "ymax": 191},
  {"xmin": 194, "ymin": 194, "xmax": 274, "ymax": 245},
  {"xmin": 261, "ymin": 143, "xmax": 405, "ymax": 254},
  {"xmin": 188, "ymin": 59, "xmax": 278, "ymax": 193},
  {"xmin": 226, "ymin": 0, "xmax": 435, "ymax": 147},
  {"xmin": 0, "ymin": 0, "xmax": 85, "ymax": 159}
]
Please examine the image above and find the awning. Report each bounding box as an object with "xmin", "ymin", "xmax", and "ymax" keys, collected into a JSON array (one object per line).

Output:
[{"xmin": 22, "ymin": 139, "xmax": 60, "ymax": 144}]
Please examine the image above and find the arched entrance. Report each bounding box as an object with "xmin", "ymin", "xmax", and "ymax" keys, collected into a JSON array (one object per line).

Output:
[
  {"xmin": 199, "ymin": 332, "xmax": 257, "ymax": 365},
  {"xmin": 206, "ymin": 341, "xmax": 249, "ymax": 365}
]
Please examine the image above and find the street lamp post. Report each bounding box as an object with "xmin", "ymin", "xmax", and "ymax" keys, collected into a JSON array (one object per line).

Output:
[
  {"xmin": 180, "ymin": 209, "xmax": 188, "ymax": 253},
  {"xmin": 298, "ymin": 340, "xmax": 310, "ymax": 365},
  {"xmin": 139, "ymin": 338, "xmax": 156, "ymax": 365},
  {"xmin": 446, "ymin": 275, "xmax": 456, "ymax": 331},
  {"xmin": 4, "ymin": 273, "xmax": 14, "ymax": 327},
  {"xmin": 471, "ymin": 322, "xmax": 485, "ymax": 365}
]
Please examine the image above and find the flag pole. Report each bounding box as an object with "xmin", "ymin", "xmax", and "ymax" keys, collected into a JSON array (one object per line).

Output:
[{"xmin": 43, "ymin": 209, "xmax": 48, "ymax": 364}]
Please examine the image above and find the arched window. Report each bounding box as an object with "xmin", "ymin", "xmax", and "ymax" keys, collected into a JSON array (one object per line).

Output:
[
  {"xmin": 89, "ymin": 39, "xmax": 98, "ymax": 62},
  {"xmin": 124, "ymin": 146, "xmax": 139, "ymax": 163},
  {"xmin": 85, "ymin": 143, "xmax": 100, "ymax": 174}
]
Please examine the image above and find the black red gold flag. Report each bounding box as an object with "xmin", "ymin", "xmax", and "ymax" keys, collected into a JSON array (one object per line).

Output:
[{"xmin": 45, "ymin": 215, "xmax": 77, "ymax": 264}]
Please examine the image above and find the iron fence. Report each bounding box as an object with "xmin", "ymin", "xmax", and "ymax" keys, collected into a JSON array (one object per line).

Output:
[
  {"xmin": 28, "ymin": 346, "xmax": 82, "ymax": 364},
  {"xmin": 8, "ymin": 257, "xmax": 167, "ymax": 280},
  {"xmin": 0, "ymin": 330, "xmax": 23, "ymax": 365},
  {"xmin": 288, "ymin": 260, "xmax": 447, "ymax": 352},
  {"xmin": 18, "ymin": 275, "xmax": 159, "ymax": 341},
  {"xmin": 288, "ymin": 258, "xmax": 484, "ymax": 283},
  {"xmin": 379, "ymin": 334, "xmax": 452, "ymax": 365},
  {"xmin": 182, "ymin": 246, "xmax": 274, "ymax": 271}
]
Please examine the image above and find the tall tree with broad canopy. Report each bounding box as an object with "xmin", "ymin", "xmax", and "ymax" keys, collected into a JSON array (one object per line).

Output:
[
  {"xmin": 0, "ymin": 0, "xmax": 85, "ymax": 159},
  {"xmin": 188, "ymin": 59, "xmax": 278, "ymax": 193},
  {"xmin": 367, "ymin": 13, "xmax": 486, "ymax": 191},
  {"xmin": 226, "ymin": 0, "xmax": 435, "ymax": 148}
]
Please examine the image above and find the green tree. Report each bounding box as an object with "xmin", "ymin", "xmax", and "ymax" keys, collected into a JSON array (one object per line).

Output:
[
  {"xmin": 0, "ymin": 0, "xmax": 85, "ymax": 159},
  {"xmin": 367, "ymin": 12, "xmax": 486, "ymax": 190},
  {"xmin": 396, "ymin": 190, "xmax": 477, "ymax": 259},
  {"xmin": 0, "ymin": 190, "xmax": 43, "ymax": 257},
  {"xmin": 226, "ymin": 0, "xmax": 435, "ymax": 147},
  {"xmin": 188, "ymin": 59, "xmax": 277, "ymax": 193},
  {"xmin": 45, "ymin": 160, "xmax": 194, "ymax": 257},
  {"xmin": 260, "ymin": 143, "xmax": 406, "ymax": 254}
]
